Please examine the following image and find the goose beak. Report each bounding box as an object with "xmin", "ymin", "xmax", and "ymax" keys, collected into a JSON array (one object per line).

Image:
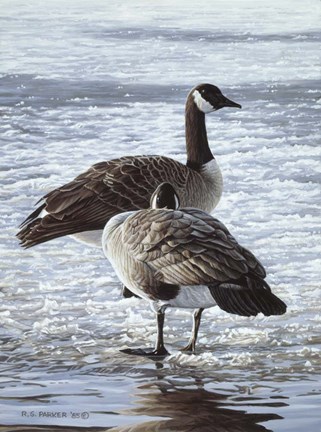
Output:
[{"xmin": 221, "ymin": 96, "xmax": 242, "ymax": 109}]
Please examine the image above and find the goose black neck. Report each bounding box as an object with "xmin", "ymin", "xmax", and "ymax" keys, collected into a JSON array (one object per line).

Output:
[{"xmin": 185, "ymin": 96, "xmax": 214, "ymax": 170}]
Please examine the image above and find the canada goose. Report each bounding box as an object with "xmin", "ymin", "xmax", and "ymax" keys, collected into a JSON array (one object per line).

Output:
[
  {"xmin": 102, "ymin": 183, "xmax": 286, "ymax": 357},
  {"xmin": 17, "ymin": 84, "xmax": 241, "ymax": 248}
]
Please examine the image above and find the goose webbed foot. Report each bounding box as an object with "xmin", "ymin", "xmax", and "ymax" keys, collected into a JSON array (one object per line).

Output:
[
  {"xmin": 120, "ymin": 346, "xmax": 169, "ymax": 359},
  {"xmin": 180, "ymin": 342, "xmax": 196, "ymax": 354},
  {"xmin": 120, "ymin": 305, "xmax": 169, "ymax": 359}
]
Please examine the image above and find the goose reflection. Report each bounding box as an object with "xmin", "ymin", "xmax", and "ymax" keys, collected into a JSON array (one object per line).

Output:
[
  {"xmin": 2, "ymin": 374, "xmax": 287, "ymax": 432},
  {"xmin": 110, "ymin": 378, "xmax": 285, "ymax": 432}
]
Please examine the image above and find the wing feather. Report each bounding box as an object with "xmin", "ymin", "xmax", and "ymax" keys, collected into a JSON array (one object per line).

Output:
[
  {"xmin": 17, "ymin": 156, "xmax": 189, "ymax": 247},
  {"xmin": 121, "ymin": 208, "xmax": 263, "ymax": 286}
]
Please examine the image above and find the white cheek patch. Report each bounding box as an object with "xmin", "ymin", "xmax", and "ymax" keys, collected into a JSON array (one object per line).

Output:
[
  {"xmin": 151, "ymin": 193, "xmax": 158, "ymax": 209},
  {"xmin": 193, "ymin": 90, "xmax": 214, "ymax": 113},
  {"xmin": 174, "ymin": 193, "xmax": 180, "ymax": 209}
]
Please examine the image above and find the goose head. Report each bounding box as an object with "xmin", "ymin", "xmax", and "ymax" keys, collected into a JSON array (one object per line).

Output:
[
  {"xmin": 192, "ymin": 83, "xmax": 242, "ymax": 113},
  {"xmin": 150, "ymin": 183, "xmax": 180, "ymax": 210}
]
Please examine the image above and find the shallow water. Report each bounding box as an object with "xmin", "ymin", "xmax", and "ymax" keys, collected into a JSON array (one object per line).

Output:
[{"xmin": 1, "ymin": 0, "xmax": 321, "ymax": 430}]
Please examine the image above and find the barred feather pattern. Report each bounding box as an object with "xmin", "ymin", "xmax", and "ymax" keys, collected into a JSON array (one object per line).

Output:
[
  {"xmin": 17, "ymin": 155, "xmax": 222, "ymax": 248},
  {"xmin": 120, "ymin": 207, "xmax": 266, "ymax": 286}
]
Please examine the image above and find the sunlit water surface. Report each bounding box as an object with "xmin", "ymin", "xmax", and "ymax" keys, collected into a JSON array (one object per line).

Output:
[{"xmin": 1, "ymin": 0, "xmax": 321, "ymax": 431}]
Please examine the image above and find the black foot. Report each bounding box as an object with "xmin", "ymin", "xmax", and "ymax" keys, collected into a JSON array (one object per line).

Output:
[
  {"xmin": 120, "ymin": 347, "xmax": 169, "ymax": 359},
  {"xmin": 180, "ymin": 343, "xmax": 196, "ymax": 354},
  {"xmin": 122, "ymin": 286, "xmax": 141, "ymax": 299}
]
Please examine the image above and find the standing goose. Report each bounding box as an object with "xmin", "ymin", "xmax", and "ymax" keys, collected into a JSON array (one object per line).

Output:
[
  {"xmin": 17, "ymin": 84, "xmax": 241, "ymax": 248},
  {"xmin": 102, "ymin": 183, "xmax": 286, "ymax": 357}
]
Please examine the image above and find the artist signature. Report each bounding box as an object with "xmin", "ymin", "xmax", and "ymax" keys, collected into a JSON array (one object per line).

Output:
[{"xmin": 21, "ymin": 410, "xmax": 89, "ymax": 419}]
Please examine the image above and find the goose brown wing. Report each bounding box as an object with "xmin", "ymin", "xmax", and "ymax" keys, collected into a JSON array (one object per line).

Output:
[
  {"xmin": 17, "ymin": 156, "xmax": 188, "ymax": 248},
  {"xmin": 183, "ymin": 208, "xmax": 266, "ymax": 279},
  {"xmin": 122, "ymin": 208, "xmax": 263, "ymax": 286}
]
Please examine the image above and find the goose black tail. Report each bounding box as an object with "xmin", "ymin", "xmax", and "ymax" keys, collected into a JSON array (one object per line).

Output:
[
  {"xmin": 209, "ymin": 277, "xmax": 286, "ymax": 317},
  {"xmin": 18, "ymin": 203, "xmax": 46, "ymax": 229},
  {"xmin": 16, "ymin": 213, "xmax": 102, "ymax": 248}
]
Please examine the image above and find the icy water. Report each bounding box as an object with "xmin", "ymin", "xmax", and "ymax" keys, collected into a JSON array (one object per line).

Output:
[{"xmin": 1, "ymin": 0, "xmax": 321, "ymax": 430}]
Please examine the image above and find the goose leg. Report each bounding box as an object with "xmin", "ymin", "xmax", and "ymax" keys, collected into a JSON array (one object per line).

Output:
[
  {"xmin": 181, "ymin": 308, "xmax": 204, "ymax": 353},
  {"xmin": 153, "ymin": 307, "xmax": 169, "ymax": 356},
  {"xmin": 120, "ymin": 306, "xmax": 169, "ymax": 358}
]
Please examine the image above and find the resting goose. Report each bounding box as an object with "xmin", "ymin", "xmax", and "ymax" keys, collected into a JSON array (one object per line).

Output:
[
  {"xmin": 17, "ymin": 84, "xmax": 241, "ymax": 248},
  {"xmin": 102, "ymin": 183, "xmax": 286, "ymax": 357}
]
